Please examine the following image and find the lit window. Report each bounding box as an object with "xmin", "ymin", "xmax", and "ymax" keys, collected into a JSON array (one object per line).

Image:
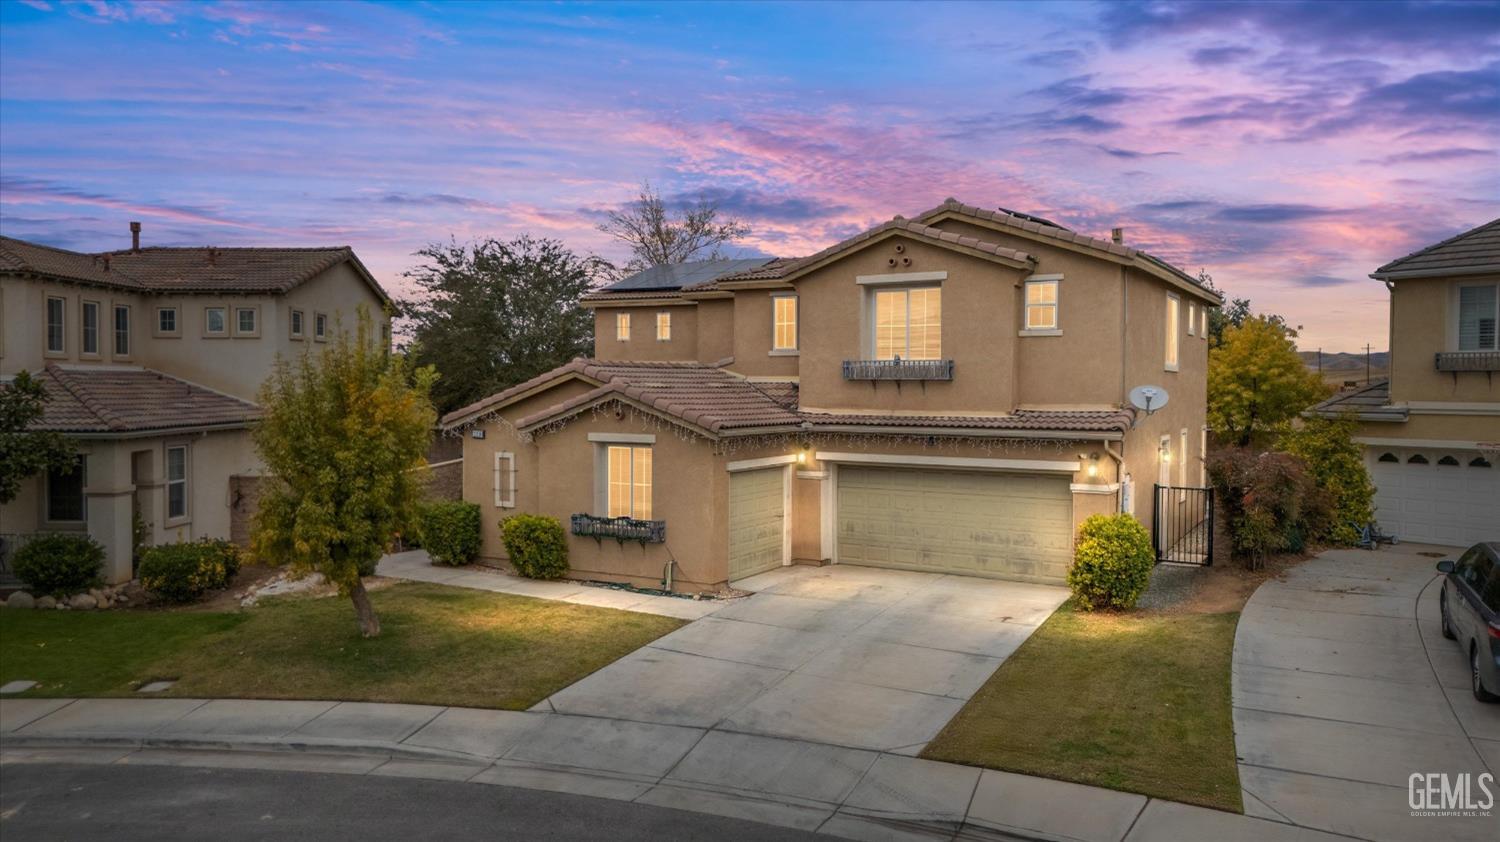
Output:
[
  {"xmin": 607, "ymin": 445, "xmax": 652, "ymax": 519},
  {"xmin": 773, "ymin": 295, "xmax": 798, "ymax": 350},
  {"xmin": 236, "ymin": 307, "xmax": 257, "ymax": 335},
  {"xmin": 874, "ymin": 287, "xmax": 941, "ymax": 360},
  {"xmin": 290, "ymin": 309, "xmax": 304, "ymax": 338},
  {"xmin": 46, "ymin": 296, "xmax": 65, "ymax": 353},
  {"xmin": 1164, "ymin": 294, "xmax": 1180, "ymax": 371},
  {"xmin": 158, "ymin": 307, "xmax": 177, "ymax": 334},
  {"xmin": 1188, "ymin": 302, "xmax": 1196, "ymax": 336},
  {"xmin": 47, "ymin": 457, "xmax": 85, "ymax": 522},
  {"xmin": 82, "ymin": 301, "xmax": 100, "ymax": 355},
  {"xmin": 616, "ymin": 312, "xmax": 631, "ymax": 341},
  {"xmin": 1025, "ymin": 280, "xmax": 1058, "ymax": 330},
  {"xmin": 205, "ymin": 306, "xmax": 227, "ymax": 336},
  {"xmin": 656, "ymin": 311, "xmax": 671, "ymax": 341},
  {"xmin": 1200, "ymin": 307, "xmax": 1207, "ymax": 338},
  {"xmin": 166, "ymin": 445, "xmax": 188, "ymax": 520},
  {"xmin": 1458, "ymin": 283, "xmax": 1498, "ymax": 351},
  {"xmin": 113, "ymin": 305, "xmax": 131, "ymax": 356},
  {"xmin": 494, "ymin": 452, "xmax": 517, "ymax": 508}
]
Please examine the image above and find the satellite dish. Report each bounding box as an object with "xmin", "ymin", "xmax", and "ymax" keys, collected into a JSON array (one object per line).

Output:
[{"xmin": 1128, "ymin": 385, "xmax": 1169, "ymax": 416}]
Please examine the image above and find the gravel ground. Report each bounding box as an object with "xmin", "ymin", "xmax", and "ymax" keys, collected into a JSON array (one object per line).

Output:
[{"xmin": 1135, "ymin": 563, "xmax": 1204, "ymax": 611}]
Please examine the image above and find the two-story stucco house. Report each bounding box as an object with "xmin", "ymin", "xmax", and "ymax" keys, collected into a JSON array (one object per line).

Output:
[
  {"xmin": 0, "ymin": 226, "xmax": 391, "ymax": 583},
  {"xmin": 443, "ymin": 199, "xmax": 1221, "ymax": 592},
  {"xmin": 1311, "ymin": 218, "xmax": 1500, "ymax": 546}
]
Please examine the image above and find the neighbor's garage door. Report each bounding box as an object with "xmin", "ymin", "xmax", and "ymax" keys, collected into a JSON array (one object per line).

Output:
[
  {"xmin": 728, "ymin": 467, "xmax": 787, "ymax": 581},
  {"xmin": 1368, "ymin": 449, "xmax": 1500, "ymax": 547},
  {"xmin": 836, "ymin": 466, "xmax": 1073, "ymax": 584}
]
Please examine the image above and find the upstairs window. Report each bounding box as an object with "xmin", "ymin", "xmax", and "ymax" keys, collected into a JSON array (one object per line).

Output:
[
  {"xmin": 235, "ymin": 307, "xmax": 258, "ymax": 336},
  {"xmin": 616, "ymin": 312, "xmax": 631, "ymax": 342},
  {"xmin": 157, "ymin": 307, "xmax": 178, "ymax": 335},
  {"xmin": 656, "ymin": 311, "xmax": 671, "ymax": 341},
  {"xmin": 290, "ymin": 308, "xmax": 304, "ymax": 339},
  {"xmin": 606, "ymin": 445, "xmax": 652, "ymax": 519},
  {"xmin": 314, "ymin": 312, "xmax": 327, "ymax": 341},
  {"xmin": 1458, "ymin": 283, "xmax": 1498, "ymax": 351},
  {"xmin": 46, "ymin": 296, "xmax": 65, "ymax": 353},
  {"xmin": 1164, "ymin": 294, "xmax": 1180, "ymax": 371},
  {"xmin": 205, "ymin": 306, "xmax": 227, "ymax": 336},
  {"xmin": 82, "ymin": 301, "xmax": 100, "ymax": 355},
  {"xmin": 113, "ymin": 304, "xmax": 131, "ymax": 356},
  {"xmin": 1024, "ymin": 280, "xmax": 1059, "ymax": 330},
  {"xmin": 166, "ymin": 444, "xmax": 188, "ymax": 521},
  {"xmin": 773, "ymin": 294, "xmax": 798, "ymax": 351},
  {"xmin": 874, "ymin": 287, "xmax": 941, "ymax": 360},
  {"xmin": 1188, "ymin": 302, "xmax": 1197, "ymax": 336}
]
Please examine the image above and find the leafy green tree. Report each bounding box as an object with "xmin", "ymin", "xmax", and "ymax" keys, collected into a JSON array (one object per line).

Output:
[
  {"xmin": 1208, "ymin": 316, "xmax": 1329, "ymax": 447},
  {"xmin": 598, "ymin": 181, "xmax": 750, "ymax": 272},
  {"xmin": 401, "ymin": 235, "xmax": 606, "ymax": 413},
  {"xmin": 251, "ymin": 311, "xmax": 437, "ymax": 637},
  {"xmin": 0, "ymin": 370, "xmax": 76, "ymax": 504},
  {"xmin": 1278, "ymin": 415, "xmax": 1375, "ymax": 545}
]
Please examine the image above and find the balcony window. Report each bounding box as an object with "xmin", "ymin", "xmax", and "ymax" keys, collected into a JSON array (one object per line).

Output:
[
  {"xmin": 1459, "ymin": 283, "xmax": 1498, "ymax": 351},
  {"xmin": 874, "ymin": 287, "xmax": 941, "ymax": 360}
]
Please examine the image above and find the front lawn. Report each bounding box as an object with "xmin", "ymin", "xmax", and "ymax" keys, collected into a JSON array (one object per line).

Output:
[
  {"xmin": 0, "ymin": 583, "xmax": 683, "ymax": 709},
  {"xmin": 921, "ymin": 601, "xmax": 1242, "ymax": 812}
]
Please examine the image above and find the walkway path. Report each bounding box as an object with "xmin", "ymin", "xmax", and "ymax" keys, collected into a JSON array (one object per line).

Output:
[{"xmin": 1233, "ymin": 544, "xmax": 1497, "ymax": 842}]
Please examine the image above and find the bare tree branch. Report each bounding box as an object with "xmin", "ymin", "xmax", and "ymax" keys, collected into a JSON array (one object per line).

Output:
[{"xmin": 598, "ymin": 181, "xmax": 750, "ymax": 271}]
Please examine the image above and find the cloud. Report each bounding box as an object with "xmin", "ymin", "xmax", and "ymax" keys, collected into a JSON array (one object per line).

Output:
[
  {"xmin": 1294, "ymin": 274, "xmax": 1356, "ymax": 288},
  {"xmin": 1211, "ymin": 203, "xmax": 1345, "ymax": 223},
  {"xmin": 1098, "ymin": 145, "xmax": 1178, "ymax": 159},
  {"xmin": 663, "ymin": 187, "xmax": 851, "ymax": 223},
  {"xmin": 1191, "ymin": 46, "xmax": 1255, "ymax": 67},
  {"xmin": 1366, "ymin": 147, "xmax": 1497, "ymax": 165},
  {"xmin": 0, "ymin": 175, "xmax": 266, "ymax": 231}
]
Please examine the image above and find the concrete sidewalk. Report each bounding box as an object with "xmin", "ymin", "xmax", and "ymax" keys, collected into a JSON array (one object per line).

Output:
[
  {"xmin": 1233, "ymin": 545, "xmax": 1497, "ymax": 842},
  {"xmin": 4, "ymin": 696, "xmax": 1349, "ymax": 842}
]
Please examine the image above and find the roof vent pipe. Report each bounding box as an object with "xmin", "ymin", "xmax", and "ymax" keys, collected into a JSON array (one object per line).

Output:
[
  {"xmin": 1111, "ymin": 227, "xmax": 1124, "ymax": 245},
  {"xmin": 129, "ymin": 221, "xmax": 141, "ymax": 253}
]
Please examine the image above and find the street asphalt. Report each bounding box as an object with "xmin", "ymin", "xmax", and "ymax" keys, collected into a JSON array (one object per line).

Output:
[{"xmin": 0, "ymin": 762, "xmax": 823, "ymax": 841}]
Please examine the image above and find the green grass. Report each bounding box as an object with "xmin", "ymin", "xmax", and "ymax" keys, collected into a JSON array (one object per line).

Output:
[
  {"xmin": 922, "ymin": 601, "xmax": 1243, "ymax": 812},
  {"xmin": 0, "ymin": 583, "xmax": 683, "ymax": 709}
]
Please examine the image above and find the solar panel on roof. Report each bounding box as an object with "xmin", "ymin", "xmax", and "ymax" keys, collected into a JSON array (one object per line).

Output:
[{"xmin": 605, "ymin": 258, "xmax": 774, "ymax": 291}]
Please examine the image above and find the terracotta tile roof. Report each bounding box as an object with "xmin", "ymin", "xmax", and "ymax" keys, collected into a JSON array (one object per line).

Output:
[
  {"xmin": 1306, "ymin": 380, "xmax": 1406, "ymax": 421},
  {"xmin": 800, "ymin": 407, "xmax": 1135, "ymax": 434},
  {"xmin": 580, "ymin": 288, "xmax": 692, "ymax": 303},
  {"xmin": 27, "ymin": 364, "xmax": 261, "ymax": 434},
  {"xmin": 1372, "ymin": 218, "xmax": 1500, "ymax": 279},
  {"xmin": 0, "ymin": 236, "xmax": 389, "ymax": 302},
  {"xmin": 439, "ymin": 359, "xmax": 600, "ymax": 428}
]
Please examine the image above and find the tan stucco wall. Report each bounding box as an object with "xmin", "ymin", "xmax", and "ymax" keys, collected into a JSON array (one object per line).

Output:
[
  {"xmin": 592, "ymin": 303, "xmax": 699, "ymax": 362},
  {"xmin": 1355, "ymin": 413, "xmax": 1500, "ymax": 444},
  {"xmin": 695, "ymin": 298, "xmax": 736, "ymax": 363},
  {"xmin": 1388, "ymin": 274, "xmax": 1500, "ymax": 406},
  {"xmin": 729, "ymin": 290, "xmax": 801, "ymax": 379}
]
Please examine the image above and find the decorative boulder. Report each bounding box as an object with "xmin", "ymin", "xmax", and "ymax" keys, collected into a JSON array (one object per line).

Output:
[
  {"xmin": 68, "ymin": 593, "xmax": 98, "ymax": 610},
  {"xmin": 5, "ymin": 592, "xmax": 35, "ymax": 609},
  {"xmin": 35, "ymin": 595, "xmax": 57, "ymax": 609}
]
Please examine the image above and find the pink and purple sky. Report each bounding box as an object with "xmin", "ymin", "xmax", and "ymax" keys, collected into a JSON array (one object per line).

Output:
[{"xmin": 2, "ymin": 0, "xmax": 1497, "ymax": 351}]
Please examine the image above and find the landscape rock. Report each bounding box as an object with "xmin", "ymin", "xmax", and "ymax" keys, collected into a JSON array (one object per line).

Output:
[
  {"xmin": 68, "ymin": 593, "xmax": 98, "ymax": 610},
  {"xmin": 5, "ymin": 592, "xmax": 35, "ymax": 609},
  {"xmin": 89, "ymin": 588, "xmax": 106, "ymax": 602},
  {"xmin": 35, "ymin": 596, "xmax": 57, "ymax": 609}
]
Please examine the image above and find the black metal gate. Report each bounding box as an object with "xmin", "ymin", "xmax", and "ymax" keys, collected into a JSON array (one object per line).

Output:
[{"xmin": 1153, "ymin": 485, "xmax": 1214, "ymax": 565}]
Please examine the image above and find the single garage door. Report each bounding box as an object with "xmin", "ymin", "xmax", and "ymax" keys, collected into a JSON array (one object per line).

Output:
[
  {"xmin": 1368, "ymin": 448, "xmax": 1500, "ymax": 547},
  {"xmin": 728, "ymin": 467, "xmax": 787, "ymax": 581},
  {"xmin": 837, "ymin": 466, "xmax": 1073, "ymax": 584}
]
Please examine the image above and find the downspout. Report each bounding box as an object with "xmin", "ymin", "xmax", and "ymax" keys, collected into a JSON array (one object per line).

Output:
[
  {"xmin": 1384, "ymin": 280, "xmax": 1395, "ymax": 400},
  {"xmin": 1119, "ymin": 265, "xmax": 1129, "ymax": 515}
]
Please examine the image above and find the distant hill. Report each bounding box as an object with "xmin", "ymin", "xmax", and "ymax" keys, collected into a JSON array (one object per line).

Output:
[{"xmin": 1299, "ymin": 350, "xmax": 1390, "ymax": 372}]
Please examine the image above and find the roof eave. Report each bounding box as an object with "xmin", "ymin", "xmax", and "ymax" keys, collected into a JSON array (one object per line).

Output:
[{"xmin": 1370, "ymin": 264, "xmax": 1500, "ymax": 281}]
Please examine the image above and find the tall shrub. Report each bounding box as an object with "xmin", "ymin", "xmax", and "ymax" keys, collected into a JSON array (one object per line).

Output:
[
  {"xmin": 1067, "ymin": 513, "xmax": 1155, "ymax": 611},
  {"xmin": 1277, "ymin": 416, "xmax": 1374, "ymax": 546},
  {"xmin": 501, "ymin": 514, "xmax": 569, "ymax": 580},
  {"xmin": 420, "ymin": 501, "xmax": 482, "ymax": 566},
  {"xmin": 1207, "ymin": 447, "xmax": 1330, "ymax": 569},
  {"xmin": 11, "ymin": 533, "xmax": 104, "ymax": 597}
]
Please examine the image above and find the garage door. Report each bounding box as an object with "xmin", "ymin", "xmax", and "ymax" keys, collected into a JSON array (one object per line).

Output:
[
  {"xmin": 1368, "ymin": 449, "xmax": 1500, "ymax": 547},
  {"xmin": 728, "ymin": 467, "xmax": 786, "ymax": 581},
  {"xmin": 837, "ymin": 466, "xmax": 1073, "ymax": 584}
]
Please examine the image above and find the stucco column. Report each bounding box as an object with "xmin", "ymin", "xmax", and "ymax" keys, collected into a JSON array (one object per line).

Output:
[{"xmin": 84, "ymin": 441, "xmax": 135, "ymax": 584}]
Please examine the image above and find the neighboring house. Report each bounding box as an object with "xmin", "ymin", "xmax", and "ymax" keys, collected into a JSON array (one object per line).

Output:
[
  {"xmin": 443, "ymin": 199, "xmax": 1221, "ymax": 592},
  {"xmin": 0, "ymin": 226, "xmax": 392, "ymax": 583},
  {"xmin": 1311, "ymin": 218, "xmax": 1500, "ymax": 547}
]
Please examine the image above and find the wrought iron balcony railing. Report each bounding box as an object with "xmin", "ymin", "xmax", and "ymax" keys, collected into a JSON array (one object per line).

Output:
[
  {"xmin": 1435, "ymin": 350, "xmax": 1500, "ymax": 372},
  {"xmin": 570, "ymin": 513, "xmax": 666, "ymax": 544},
  {"xmin": 842, "ymin": 358, "xmax": 954, "ymax": 381}
]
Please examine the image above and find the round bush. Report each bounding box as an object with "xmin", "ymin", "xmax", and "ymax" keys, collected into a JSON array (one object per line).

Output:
[
  {"xmin": 1067, "ymin": 513, "xmax": 1155, "ymax": 611},
  {"xmin": 420, "ymin": 501, "xmax": 483, "ymax": 566},
  {"xmin": 11, "ymin": 533, "xmax": 105, "ymax": 597},
  {"xmin": 138, "ymin": 541, "xmax": 231, "ymax": 603},
  {"xmin": 501, "ymin": 514, "xmax": 569, "ymax": 580}
]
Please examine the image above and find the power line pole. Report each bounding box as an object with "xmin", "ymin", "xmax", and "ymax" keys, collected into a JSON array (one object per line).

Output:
[
  {"xmin": 1365, "ymin": 343, "xmax": 1372, "ymax": 384},
  {"xmin": 1317, "ymin": 347, "xmax": 1322, "ymax": 376}
]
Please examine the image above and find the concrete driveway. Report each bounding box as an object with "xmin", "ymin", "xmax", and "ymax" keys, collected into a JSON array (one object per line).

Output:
[
  {"xmin": 541, "ymin": 564, "xmax": 1067, "ymax": 753},
  {"xmin": 1233, "ymin": 545, "xmax": 1498, "ymax": 842}
]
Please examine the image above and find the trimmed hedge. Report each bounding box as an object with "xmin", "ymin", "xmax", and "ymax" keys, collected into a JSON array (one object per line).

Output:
[
  {"xmin": 138, "ymin": 540, "xmax": 235, "ymax": 603},
  {"xmin": 11, "ymin": 533, "xmax": 105, "ymax": 597},
  {"xmin": 501, "ymin": 514, "xmax": 569, "ymax": 580},
  {"xmin": 420, "ymin": 501, "xmax": 482, "ymax": 566},
  {"xmin": 1067, "ymin": 513, "xmax": 1155, "ymax": 611}
]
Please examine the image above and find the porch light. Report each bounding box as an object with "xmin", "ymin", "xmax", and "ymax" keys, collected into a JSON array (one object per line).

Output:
[{"xmin": 797, "ymin": 451, "xmax": 807, "ymax": 464}]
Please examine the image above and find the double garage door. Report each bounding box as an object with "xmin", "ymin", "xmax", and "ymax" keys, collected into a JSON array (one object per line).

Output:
[
  {"xmin": 836, "ymin": 466, "xmax": 1074, "ymax": 585},
  {"xmin": 1368, "ymin": 448, "xmax": 1500, "ymax": 547}
]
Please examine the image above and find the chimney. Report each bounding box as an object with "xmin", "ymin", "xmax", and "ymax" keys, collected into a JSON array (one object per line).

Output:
[
  {"xmin": 129, "ymin": 221, "xmax": 141, "ymax": 253},
  {"xmin": 1111, "ymin": 227, "xmax": 1124, "ymax": 245},
  {"xmin": 207, "ymin": 247, "xmax": 217, "ymax": 266}
]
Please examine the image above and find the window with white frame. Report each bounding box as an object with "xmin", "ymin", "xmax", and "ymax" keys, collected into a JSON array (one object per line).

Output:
[
  {"xmin": 1164, "ymin": 294, "xmax": 1180, "ymax": 370},
  {"xmin": 1187, "ymin": 302, "xmax": 1196, "ymax": 336},
  {"xmin": 82, "ymin": 301, "xmax": 100, "ymax": 355},
  {"xmin": 606, "ymin": 445, "xmax": 652, "ymax": 519},
  {"xmin": 656, "ymin": 311, "xmax": 671, "ymax": 341},
  {"xmin": 1024, "ymin": 279, "xmax": 1059, "ymax": 330},
  {"xmin": 493, "ymin": 451, "xmax": 516, "ymax": 508},
  {"xmin": 874, "ymin": 287, "xmax": 941, "ymax": 360},
  {"xmin": 1158, "ymin": 435, "xmax": 1171, "ymax": 488},
  {"xmin": 46, "ymin": 456, "xmax": 85, "ymax": 522},
  {"xmin": 113, "ymin": 304, "xmax": 131, "ymax": 356},
  {"xmin": 205, "ymin": 306, "xmax": 227, "ymax": 336},
  {"xmin": 157, "ymin": 307, "xmax": 178, "ymax": 335},
  {"xmin": 290, "ymin": 308, "xmax": 304, "ymax": 339},
  {"xmin": 616, "ymin": 312, "xmax": 631, "ymax": 342},
  {"xmin": 1179, "ymin": 428, "xmax": 1189, "ymax": 489},
  {"xmin": 314, "ymin": 312, "xmax": 327, "ymax": 341},
  {"xmin": 1200, "ymin": 306, "xmax": 1207, "ymax": 339},
  {"xmin": 772, "ymin": 294, "xmax": 798, "ymax": 351},
  {"xmin": 166, "ymin": 444, "xmax": 188, "ymax": 520},
  {"xmin": 1458, "ymin": 283, "xmax": 1498, "ymax": 351},
  {"xmin": 236, "ymin": 307, "xmax": 257, "ymax": 336},
  {"xmin": 46, "ymin": 296, "xmax": 65, "ymax": 353}
]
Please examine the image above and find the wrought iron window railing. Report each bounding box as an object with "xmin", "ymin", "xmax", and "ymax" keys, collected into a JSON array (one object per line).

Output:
[
  {"xmin": 842, "ymin": 358, "xmax": 954, "ymax": 381},
  {"xmin": 570, "ymin": 513, "xmax": 666, "ymax": 544},
  {"xmin": 1435, "ymin": 350, "xmax": 1500, "ymax": 372}
]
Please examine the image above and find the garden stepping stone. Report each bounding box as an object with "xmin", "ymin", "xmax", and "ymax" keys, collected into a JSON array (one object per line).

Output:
[
  {"xmin": 137, "ymin": 680, "xmax": 177, "ymax": 693},
  {"xmin": 0, "ymin": 680, "xmax": 37, "ymax": 694}
]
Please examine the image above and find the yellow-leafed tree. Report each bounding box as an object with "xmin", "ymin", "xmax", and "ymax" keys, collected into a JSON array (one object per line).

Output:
[{"xmin": 1208, "ymin": 315, "xmax": 1329, "ymax": 447}]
